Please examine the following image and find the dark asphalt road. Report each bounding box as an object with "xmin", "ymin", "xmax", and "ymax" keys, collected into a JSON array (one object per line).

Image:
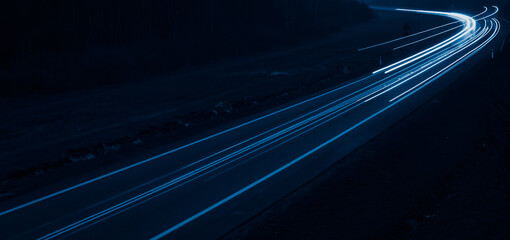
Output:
[{"xmin": 0, "ymin": 7, "xmax": 506, "ymax": 240}]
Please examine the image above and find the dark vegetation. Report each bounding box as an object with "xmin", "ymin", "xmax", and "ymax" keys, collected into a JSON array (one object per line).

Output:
[{"xmin": 0, "ymin": 0, "xmax": 372, "ymax": 96}]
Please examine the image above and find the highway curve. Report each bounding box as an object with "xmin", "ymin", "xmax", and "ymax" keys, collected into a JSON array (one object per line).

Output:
[{"xmin": 0, "ymin": 6, "xmax": 506, "ymax": 240}]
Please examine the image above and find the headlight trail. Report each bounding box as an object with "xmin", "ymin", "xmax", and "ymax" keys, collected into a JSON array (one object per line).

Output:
[
  {"xmin": 392, "ymin": 11, "xmax": 494, "ymax": 51},
  {"xmin": 393, "ymin": 25, "xmax": 462, "ymax": 50},
  {"xmin": 373, "ymin": 9, "xmax": 477, "ymax": 75},
  {"xmin": 363, "ymin": 20, "xmax": 489, "ymax": 103},
  {"xmin": 357, "ymin": 6, "xmax": 488, "ymax": 52},
  {"xmin": 150, "ymin": 8, "xmax": 501, "ymax": 239},
  {"xmin": 0, "ymin": 6, "xmax": 503, "ymax": 240},
  {"xmin": 390, "ymin": 18, "xmax": 500, "ymax": 102}
]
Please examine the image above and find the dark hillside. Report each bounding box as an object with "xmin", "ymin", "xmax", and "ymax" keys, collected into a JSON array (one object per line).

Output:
[{"xmin": 0, "ymin": 0, "xmax": 373, "ymax": 96}]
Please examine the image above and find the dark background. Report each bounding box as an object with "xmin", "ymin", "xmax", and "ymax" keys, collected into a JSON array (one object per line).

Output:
[
  {"xmin": 0, "ymin": 1, "xmax": 509, "ymax": 238},
  {"xmin": 0, "ymin": 0, "xmax": 372, "ymax": 96},
  {"xmin": 364, "ymin": 0, "xmax": 509, "ymax": 10}
]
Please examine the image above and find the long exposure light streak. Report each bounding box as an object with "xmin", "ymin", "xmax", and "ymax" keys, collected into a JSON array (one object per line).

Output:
[
  {"xmin": 358, "ymin": 6, "xmax": 488, "ymax": 52},
  {"xmin": 150, "ymin": 8, "xmax": 502, "ymax": 240},
  {"xmin": 373, "ymin": 9, "xmax": 477, "ymax": 74},
  {"xmin": 0, "ymin": 6, "xmax": 502, "ymax": 240}
]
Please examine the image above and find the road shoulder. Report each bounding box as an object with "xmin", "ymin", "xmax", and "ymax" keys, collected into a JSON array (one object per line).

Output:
[{"xmin": 222, "ymin": 33, "xmax": 510, "ymax": 240}]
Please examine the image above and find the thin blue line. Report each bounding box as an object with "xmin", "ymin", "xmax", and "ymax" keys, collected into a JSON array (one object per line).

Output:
[
  {"xmin": 151, "ymin": 17, "xmax": 500, "ymax": 239},
  {"xmin": 0, "ymin": 74, "xmax": 372, "ymax": 217}
]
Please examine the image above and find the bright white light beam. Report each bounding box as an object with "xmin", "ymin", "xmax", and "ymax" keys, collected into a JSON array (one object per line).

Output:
[{"xmin": 373, "ymin": 9, "xmax": 476, "ymax": 75}]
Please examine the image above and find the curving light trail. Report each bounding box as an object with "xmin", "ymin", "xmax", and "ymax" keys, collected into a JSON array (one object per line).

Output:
[
  {"xmin": 151, "ymin": 8, "xmax": 502, "ymax": 239},
  {"xmin": 373, "ymin": 9, "xmax": 477, "ymax": 74},
  {"xmin": 0, "ymin": 6, "xmax": 503, "ymax": 240},
  {"xmin": 358, "ymin": 6, "xmax": 488, "ymax": 52},
  {"xmin": 391, "ymin": 18, "xmax": 500, "ymax": 102},
  {"xmin": 393, "ymin": 25, "xmax": 462, "ymax": 50}
]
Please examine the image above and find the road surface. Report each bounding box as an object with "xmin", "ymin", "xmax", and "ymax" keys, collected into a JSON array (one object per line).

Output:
[{"xmin": 0, "ymin": 7, "xmax": 506, "ymax": 240}]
